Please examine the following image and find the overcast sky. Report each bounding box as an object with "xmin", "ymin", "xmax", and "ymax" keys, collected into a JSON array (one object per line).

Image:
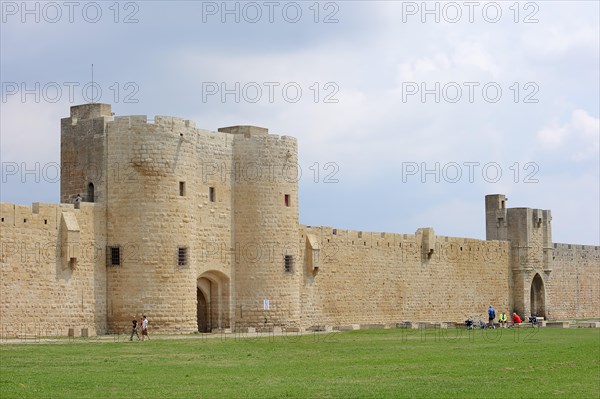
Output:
[{"xmin": 1, "ymin": 1, "xmax": 598, "ymax": 245}]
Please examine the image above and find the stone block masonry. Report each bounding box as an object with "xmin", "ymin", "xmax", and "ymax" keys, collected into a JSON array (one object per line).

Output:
[
  {"xmin": 1, "ymin": 202, "xmax": 107, "ymax": 337},
  {"xmin": 0, "ymin": 104, "xmax": 597, "ymax": 337}
]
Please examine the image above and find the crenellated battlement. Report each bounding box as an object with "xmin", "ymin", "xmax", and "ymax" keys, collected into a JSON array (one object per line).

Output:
[
  {"xmin": 553, "ymin": 243, "xmax": 599, "ymax": 251},
  {"xmin": 66, "ymin": 104, "xmax": 294, "ymax": 145},
  {"xmin": 300, "ymin": 224, "xmax": 508, "ymax": 260},
  {"xmin": 112, "ymin": 114, "xmax": 196, "ymax": 129},
  {"xmin": 552, "ymin": 242, "xmax": 600, "ymax": 261},
  {"xmin": 232, "ymin": 132, "xmax": 297, "ymax": 143},
  {"xmin": 510, "ymin": 207, "xmax": 552, "ymax": 226},
  {"xmin": 108, "ymin": 113, "xmax": 295, "ymax": 145},
  {"xmin": 70, "ymin": 103, "xmax": 112, "ymax": 120},
  {"xmin": 0, "ymin": 202, "xmax": 101, "ymax": 230}
]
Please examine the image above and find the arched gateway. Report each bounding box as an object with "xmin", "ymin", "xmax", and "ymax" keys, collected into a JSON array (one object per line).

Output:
[
  {"xmin": 197, "ymin": 271, "xmax": 230, "ymax": 332},
  {"xmin": 530, "ymin": 273, "xmax": 546, "ymax": 318}
]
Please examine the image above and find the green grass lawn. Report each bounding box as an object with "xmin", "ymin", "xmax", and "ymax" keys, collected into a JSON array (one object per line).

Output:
[{"xmin": 1, "ymin": 328, "xmax": 599, "ymax": 398}]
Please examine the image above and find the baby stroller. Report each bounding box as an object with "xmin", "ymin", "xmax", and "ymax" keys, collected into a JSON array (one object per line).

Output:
[{"xmin": 464, "ymin": 318, "xmax": 474, "ymax": 330}]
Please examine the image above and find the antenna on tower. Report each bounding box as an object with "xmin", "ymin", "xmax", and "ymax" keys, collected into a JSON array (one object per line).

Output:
[{"xmin": 91, "ymin": 63, "xmax": 94, "ymax": 104}]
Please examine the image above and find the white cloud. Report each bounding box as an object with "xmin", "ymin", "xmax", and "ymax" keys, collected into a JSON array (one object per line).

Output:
[
  {"xmin": 524, "ymin": 24, "xmax": 599, "ymax": 58},
  {"xmin": 537, "ymin": 126, "xmax": 568, "ymax": 149},
  {"xmin": 0, "ymin": 1, "xmax": 598, "ymax": 244},
  {"xmin": 0, "ymin": 100, "xmax": 62, "ymax": 163},
  {"xmin": 536, "ymin": 109, "xmax": 600, "ymax": 161}
]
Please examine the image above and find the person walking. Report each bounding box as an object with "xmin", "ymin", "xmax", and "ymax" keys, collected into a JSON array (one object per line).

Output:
[
  {"xmin": 141, "ymin": 315, "xmax": 150, "ymax": 341},
  {"xmin": 487, "ymin": 305, "xmax": 496, "ymax": 329},
  {"xmin": 130, "ymin": 318, "xmax": 140, "ymax": 341}
]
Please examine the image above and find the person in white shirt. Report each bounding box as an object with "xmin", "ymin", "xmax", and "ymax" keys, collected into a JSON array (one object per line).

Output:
[{"xmin": 141, "ymin": 315, "xmax": 150, "ymax": 341}]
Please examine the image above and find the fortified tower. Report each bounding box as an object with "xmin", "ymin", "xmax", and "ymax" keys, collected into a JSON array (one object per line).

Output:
[
  {"xmin": 485, "ymin": 194, "xmax": 553, "ymax": 318},
  {"xmin": 223, "ymin": 126, "xmax": 300, "ymax": 329},
  {"xmin": 61, "ymin": 103, "xmax": 113, "ymax": 203},
  {"xmin": 61, "ymin": 104, "xmax": 300, "ymax": 333}
]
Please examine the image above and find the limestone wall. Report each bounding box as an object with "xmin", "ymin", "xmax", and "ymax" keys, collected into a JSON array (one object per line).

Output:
[
  {"xmin": 546, "ymin": 243, "xmax": 600, "ymax": 320},
  {"xmin": 101, "ymin": 115, "xmax": 235, "ymax": 333},
  {"xmin": 231, "ymin": 132, "xmax": 301, "ymax": 328},
  {"xmin": 60, "ymin": 104, "xmax": 112, "ymax": 204},
  {"xmin": 298, "ymin": 226, "xmax": 511, "ymax": 327},
  {"xmin": 0, "ymin": 202, "xmax": 107, "ymax": 337},
  {"xmin": 3, "ymin": 104, "xmax": 596, "ymax": 336}
]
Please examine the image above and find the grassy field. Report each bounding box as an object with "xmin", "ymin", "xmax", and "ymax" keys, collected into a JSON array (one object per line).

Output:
[{"xmin": 1, "ymin": 328, "xmax": 598, "ymax": 398}]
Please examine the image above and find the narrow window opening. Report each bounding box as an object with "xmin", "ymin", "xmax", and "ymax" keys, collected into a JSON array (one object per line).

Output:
[
  {"xmin": 209, "ymin": 187, "xmax": 215, "ymax": 202},
  {"xmin": 107, "ymin": 247, "xmax": 121, "ymax": 266},
  {"xmin": 23, "ymin": 219, "xmax": 27, "ymax": 223},
  {"xmin": 332, "ymin": 229, "xmax": 337, "ymax": 235},
  {"xmin": 44, "ymin": 219, "xmax": 47, "ymax": 224},
  {"xmin": 501, "ymin": 200, "xmax": 505, "ymax": 209},
  {"xmin": 69, "ymin": 257, "xmax": 77, "ymax": 269},
  {"xmin": 284, "ymin": 194, "xmax": 290, "ymax": 207},
  {"xmin": 179, "ymin": 181, "xmax": 186, "ymax": 196},
  {"xmin": 87, "ymin": 182, "xmax": 95, "ymax": 203},
  {"xmin": 284, "ymin": 255, "xmax": 294, "ymax": 273},
  {"xmin": 178, "ymin": 247, "xmax": 188, "ymax": 267},
  {"xmin": 1, "ymin": 218, "xmax": 4, "ymax": 222}
]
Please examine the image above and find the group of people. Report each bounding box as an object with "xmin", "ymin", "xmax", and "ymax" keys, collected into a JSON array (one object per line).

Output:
[
  {"xmin": 487, "ymin": 306, "xmax": 522, "ymax": 328},
  {"xmin": 130, "ymin": 315, "xmax": 150, "ymax": 341}
]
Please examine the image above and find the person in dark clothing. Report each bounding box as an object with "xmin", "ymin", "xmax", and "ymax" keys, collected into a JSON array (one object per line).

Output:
[{"xmin": 130, "ymin": 318, "xmax": 140, "ymax": 341}]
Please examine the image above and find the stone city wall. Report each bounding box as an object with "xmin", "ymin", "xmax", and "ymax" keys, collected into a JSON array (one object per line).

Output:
[
  {"xmin": 546, "ymin": 243, "xmax": 600, "ymax": 320},
  {"xmin": 298, "ymin": 226, "xmax": 511, "ymax": 328},
  {"xmin": 1, "ymin": 104, "xmax": 597, "ymax": 336},
  {"xmin": 0, "ymin": 202, "xmax": 107, "ymax": 337}
]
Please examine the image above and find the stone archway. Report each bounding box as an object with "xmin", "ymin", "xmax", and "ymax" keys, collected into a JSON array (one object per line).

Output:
[
  {"xmin": 197, "ymin": 287, "xmax": 209, "ymax": 333},
  {"xmin": 530, "ymin": 273, "xmax": 546, "ymax": 318},
  {"xmin": 197, "ymin": 271, "xmax": 230, "ymax": 332}
]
